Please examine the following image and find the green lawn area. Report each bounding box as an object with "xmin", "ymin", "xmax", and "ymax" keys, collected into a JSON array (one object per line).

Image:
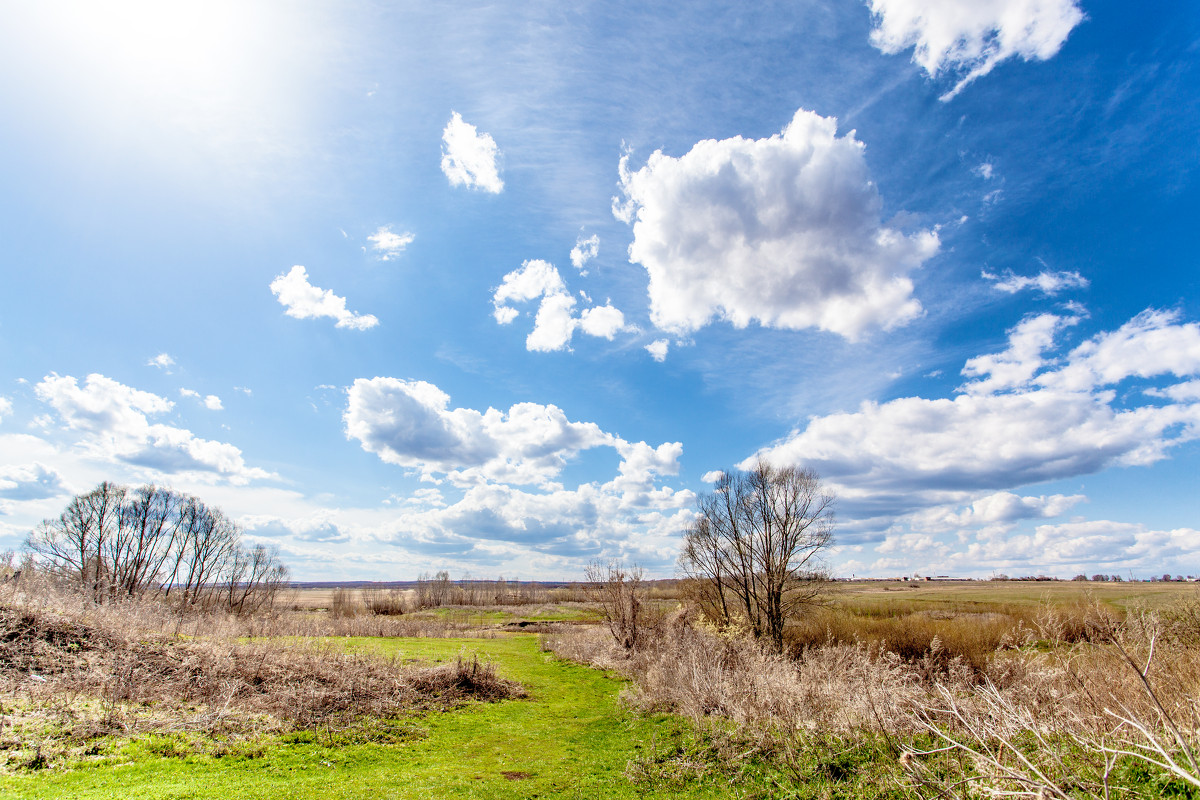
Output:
[{"xmin": 0, "ymin": 635, "xmax": 754, "ymax": 799}]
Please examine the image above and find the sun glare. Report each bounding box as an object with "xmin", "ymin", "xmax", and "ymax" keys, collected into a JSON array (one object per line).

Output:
[{"xmin": 19, "ymin": 1, "xmax": 311, "ymax": 169}]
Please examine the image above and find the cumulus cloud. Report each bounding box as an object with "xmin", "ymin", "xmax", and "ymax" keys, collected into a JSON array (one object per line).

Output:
[
  {"xmin": 752, "ymin": 309, "xmax": 1200, "ymax": 516},
  {"xmin": 911, "ymin": 491, "xmax": 1086, "ymax": 534},
  {"xmin": 35, "ymin": 373, "xmax": 272, "ymax": 484},
  {"xmin": 982, "ymin": 268, "xmax": 1089, "ymax": 295},
  {"xmin": 0, "ymin": 462, "xmax": 65, "ymax": 500},
  {"xmin": 344, "ymin": 376, "xmax": 682, "ymax": 491},
  {"xmin": 269, "ymin": 265, "xmax": 379, "ymax": 330},
  {"xmin": 492, "ymin": 260, "xmax": 628, "ymax": 352},
  {"xmin": 1147, "ymin": 380, "xmax": 1200, "ymax": 402},
  {"xmin": 367, "ymin": 226, "xmax": 415, "ymax": 260},
  {"xmin": 578, "ymin": 304, "xmax": 626, "ymax": 340},
  {"xmin": 440, "ymin": 111, "xmax": 503, "ymax": 193},
  {"xmin": 958, "ymin": 312, "xmax": 1078, "ymax": 395},
  {"xmin": 867, "ymin": 0, "xmax": 1085, "ymax": 100},
  {"xmin": 701, "ymin": 470, "xmax": 725, "ymax": 484},
  {"xmin": 962, "ymin": 520, "xmax": 1200, "ymax": 574},
  {"xmin": 146, "ymin": 353, "xmax": 175, "ymax": 371},
  {"xmin": 614, "ymin": 108, "xmax": 938, "ymax": 341},
  {"xmin": 570, "ymin": 234, "xmax": 600, "ymax": 272},
  {"xmin": 1040, "ymin": 309, "xmax": 1200, "ymax": 393},
  {"xmin": 180, "ymin": 388, "xmax": 223, "ymax": 411},
  {"xmin": 645, "ymin": 339, "xmax": 670, "ymax": 362}
]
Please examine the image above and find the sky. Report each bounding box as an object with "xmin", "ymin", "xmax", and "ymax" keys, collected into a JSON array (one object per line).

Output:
[{"xmin": 1, "ymin": 0, "xmax": 1198, "ymax": 582}]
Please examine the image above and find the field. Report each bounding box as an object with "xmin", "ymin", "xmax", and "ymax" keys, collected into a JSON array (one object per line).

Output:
[
  {"xmin": 830, "ymin": 579, "xmax": 1193, "ymax": 609},
  {"xmin": 3, "ymin": 577, "xmax": 1199, "ymax": 799},
  {"xmin": 3, "ymin": 635, "xmax": 754, "ymax": 800}
]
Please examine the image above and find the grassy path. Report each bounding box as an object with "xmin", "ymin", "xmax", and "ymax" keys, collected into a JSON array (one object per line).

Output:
[{"xmin": 3, "ymin": 635, "xmax": 749, "ymax": 799}]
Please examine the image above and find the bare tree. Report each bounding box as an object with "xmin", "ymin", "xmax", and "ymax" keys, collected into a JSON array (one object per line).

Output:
[
  {"xmin": 25, "ymin": 482, "xmax": 288, "ymax": 614},
  {"xmin": 680, "ymin": 461, "xmax": 834, "ymax": 651},
  {"xmin": 585, "ymin": 560, "xmax": 648, "ymax": 651},
  {"xmin": 26, "ymin": 481, "xmax": 125, "ymax": 600}
]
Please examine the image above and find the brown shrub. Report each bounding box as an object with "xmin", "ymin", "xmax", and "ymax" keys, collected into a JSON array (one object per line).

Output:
[{"xmin": 0, "ymin": 574, "xmax": 526, "ymax": 764}]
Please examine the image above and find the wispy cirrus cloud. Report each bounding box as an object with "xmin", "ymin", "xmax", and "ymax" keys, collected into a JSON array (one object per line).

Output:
[
  {"xmin": 983, "ymin": 268, "xmax": 1089, "ymax": 295},
  {"xmin": 269, "ymin": 265, "xmax": 379, "ymax": 330}
]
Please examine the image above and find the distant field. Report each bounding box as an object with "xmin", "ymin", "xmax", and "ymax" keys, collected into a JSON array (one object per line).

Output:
[
  {"xmin": 830, "ymin": 579, "xmax": 1197, "ymax": 611},
  {"xmin": 287, "ymin": 579, "xmax": 1197, "ymax": 614}
]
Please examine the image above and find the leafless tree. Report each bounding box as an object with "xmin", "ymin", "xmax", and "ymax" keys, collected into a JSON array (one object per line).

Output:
[
  {"xmin": 585, "ymin": 559, "xmax": 648, "ymax": 651},
  {"xmin": 26, "ymin": 481, "xmax": 125, "ymax": 600},
  {"xmin": 25, "ymin": 482, "xmax": 288, "ymax": 614},
  {"xmin": 680, "ymin": 461, "xmax": 834, "ymax": 651}
]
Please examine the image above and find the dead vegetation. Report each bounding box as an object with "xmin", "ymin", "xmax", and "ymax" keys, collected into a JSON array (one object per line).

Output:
[
  {"xmin": 0, "ymin": 569, "xmax": 524, "ymax": 771},
  {"xmin": 544, "ymin": 595, "xmax": 1200, "ymax": 798}
]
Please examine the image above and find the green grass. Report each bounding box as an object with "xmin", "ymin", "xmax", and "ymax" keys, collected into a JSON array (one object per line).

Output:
[{"xmin": 0, "ymin": 635, "xmax": 760, "ymax": 799}]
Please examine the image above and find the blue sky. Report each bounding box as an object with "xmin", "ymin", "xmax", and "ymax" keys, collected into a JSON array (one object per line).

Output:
[{"xmin": 1, "ymin": 0, "xmax": 1198, "ymax": 581}]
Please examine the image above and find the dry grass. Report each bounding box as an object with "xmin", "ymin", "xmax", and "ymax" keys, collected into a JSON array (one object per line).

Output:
[
  {"xmin": 0, "ymin": 571, "xmax": 525, "ymax": 771},
  {"xmin": 567, "ymin": 602, "xmax": 1194, "ymax": 735},
  {"xmin": 545, "ymin": 595, "xmax": 1200, "ymax": 796},
  {"xmin": 785, "ymin": 600, "xmax": 1116, "ymax": 678}
]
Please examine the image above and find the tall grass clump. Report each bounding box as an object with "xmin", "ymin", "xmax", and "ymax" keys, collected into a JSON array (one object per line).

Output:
[
  {"xmin": 545, "ymin": 593, "xmax": 1200, "ymax": 798},
  {"xmin": 0, "ymin": 564, "xmax": 524, "ymax": 770}
]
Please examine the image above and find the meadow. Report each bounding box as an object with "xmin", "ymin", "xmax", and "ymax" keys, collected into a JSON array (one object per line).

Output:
[{"xmin": 3, "ymin": 572, "xmax": 1198, "ymax": 798}]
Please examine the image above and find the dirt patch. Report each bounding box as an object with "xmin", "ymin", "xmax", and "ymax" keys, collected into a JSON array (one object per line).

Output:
[{"xmin": 500, "ymin": 770, "xmax": 533, "ymax": 780}]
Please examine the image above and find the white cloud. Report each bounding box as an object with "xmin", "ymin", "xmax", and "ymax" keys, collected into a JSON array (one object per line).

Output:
[
  {"xmin": 1040, "ymin": 309, "xmax": 1200, "ymax": 393},
  {"xmin": 367, "ymin": 226, "xmax": 415, "ymax": 260},
  {"xmin": 493, "ymin": 258, "xmax": 566, "ymax": 308},
  {"xmin": 492, "ymin": 259, "xmax": 629, "ymax": 352},
  {"xmin": 570, "ymin": 234, "xmax": 600, "ymax": 272},
  {"xmin": 269, "ymin": 265, "xmax": 379, "ymax": 330},
  {"xmin": 440, "ymin": 111, "xmax": 503, "ymax": 193},
  {"xmin": 147, "ymin": 353, "xmax": 175, "ymax": 371},
  {"xmin": 344, "ymin": 376, "xmax": 682, "ymax": 491},
  {"xmin": 1147, "ymin": 379, "xmax": 1200, "ymax": 402},
  {"xmin": 974, "ymin": 162, "xmax": 995, "ymax": 179},
  {"xmin": 645, "ymin": 339, "xmax": 670, "ymax": 362},
  {"xmin": 867, "ymin": 0, "xmax": 1085, "ymax": 100},
  {"xmin": 527, "ymin": 292, "xmax": 579, "ymax": 352},
  {"xmin": 958, "ymin": 312, "xmax": 1078, "ymax": 395},
  {"xmin": 912, "ymin": 491, "xmax": 1086, "ymax": 533},
  {"xmin": 0, "ymin": 397, "xmax": 11, "ymax": 424},
  {"xmin": 578, "ymin": 304, "xmax": 626, "ymax": 340},
  {"xmin": 35, "ymin": 373, "xmax": 272, "ymax": 484},
  {"xmin": 701, "ymin": 470, "xmax": 725, "ymax": 484},
  {"xmin": 181, "ymin": 388, "xmax": 223, "ymax": 411},
  {"xmin": 0, "ymin": 462, "xmax": 65, "ymax": 500},
  {"xmin": 752, "ymin": 309, "xmax": 1200, "ymax": 516},
  {"xmin": 614, "ymin": 108, "xmax": 939, "ymax": 341},
  {"xmin": 982, "ymin": 268, "xmax": 1089, "ymax": 295},
  {"xmin": 962, "ymin": 520, "xmax": 1200, "ymax": 574}
]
